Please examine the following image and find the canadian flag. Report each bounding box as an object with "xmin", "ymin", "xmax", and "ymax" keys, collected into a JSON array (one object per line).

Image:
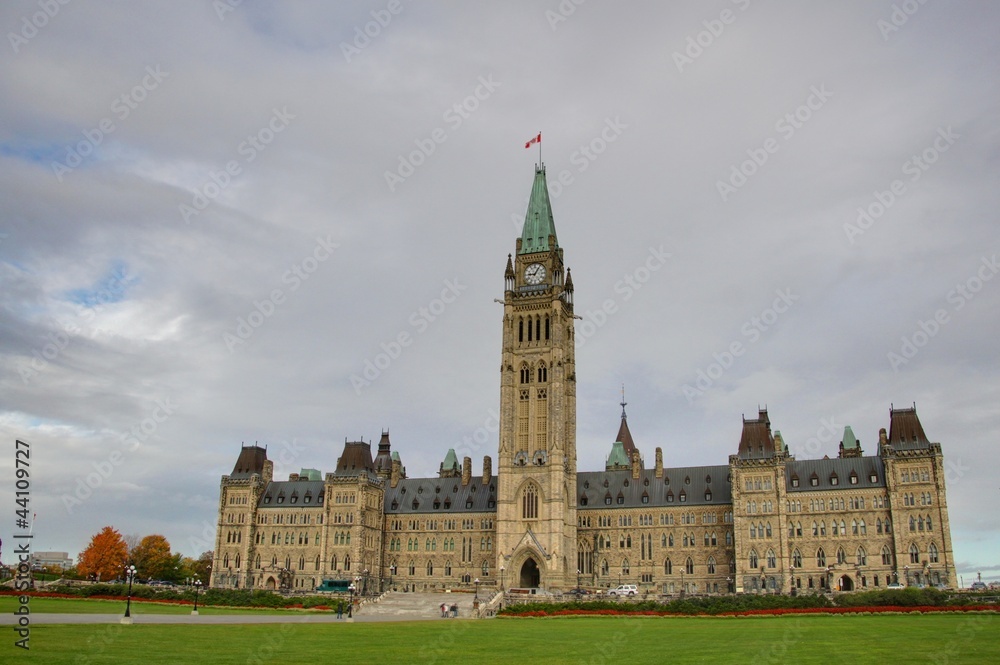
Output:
[{"xmin": 525, "ymin": 133, "xmax": 541, "ymax": 149}]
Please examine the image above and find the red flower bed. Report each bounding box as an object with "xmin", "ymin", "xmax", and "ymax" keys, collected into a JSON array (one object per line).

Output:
[{"xmin": 507, "ymin": 605, "xmax": 996, "ymax": 618}]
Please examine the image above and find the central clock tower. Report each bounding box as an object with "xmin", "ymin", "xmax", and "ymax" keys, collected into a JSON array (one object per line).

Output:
[{"xmin": 496, "ymin": 164, "xmax": 578, "ymax": 589}]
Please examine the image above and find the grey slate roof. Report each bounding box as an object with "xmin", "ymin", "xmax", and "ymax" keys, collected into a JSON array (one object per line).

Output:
[
  {"xmin": 578, "ymin": 465, "xmax": 732, "ymax": 510},
  {"xmin": 258, "ymin": 480, "xmax": 327, "ymax": 509},
  {"xmin": 384, "ymin": 477, "xmax": 497, "ymax": 514},
  {"xmin": 785, "ymin": 456, "xmax": 885, "ymax": 493}
]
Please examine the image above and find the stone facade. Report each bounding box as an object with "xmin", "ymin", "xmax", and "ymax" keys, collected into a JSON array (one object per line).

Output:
[{"xmin": 210, "ymin": 166, "xmax": 955, "ymax": 594}]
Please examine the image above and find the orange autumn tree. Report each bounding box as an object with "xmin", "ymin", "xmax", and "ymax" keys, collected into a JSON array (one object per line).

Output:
[
  {"xmin": 77, "ymin": 526, "xmax": 128, "ymax": 582},
  {"xmin": 132, "ymin": 534, "xmax": 173, "ymax": 580}
]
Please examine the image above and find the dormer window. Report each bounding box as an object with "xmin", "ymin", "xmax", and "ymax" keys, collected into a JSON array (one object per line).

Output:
[
  {"xmin": 679, "ymin": 490, "xmax": 687, "ymax": 503},
  {"xmin": 391, "ymin": 499, "xmax": 399, "ymax": 510},
  {"xmin": 466, "ymin": 499, "xmax": 473, "ymax": 509},
  {"xmin": 870, "ymin": 473, "xmax": 878, "ymax": 483},
  {"xmin": 705, "ymin": 491, "xmax": 712, "ymax": 501},
  {"xmin": 830, "ymin": 474, "xmax": 839, "ymax": 486},
  {"xmin": 616, "ymin": 492, "xmax": 625, "ymax": 505},
  {"xmin": 791, "ymin": 475, "xmax": 800, "ymax": 488},
  {"xmin": 666, "ymin": 491, "xmax": 674, "ymax": 503},
  {"xmin": 849, "ymin": 472, "xmax": 858, "ymax": 485},
  {"xmin": 581, "ymin": 495, "xmax": 589, "ymax": 506}
]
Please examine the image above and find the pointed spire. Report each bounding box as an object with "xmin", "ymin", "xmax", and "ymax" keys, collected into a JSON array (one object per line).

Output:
[
  {"xmin": 614, "ymin": 395, "xmax": 638, "ymax": 459},
  {"xmin": 518, "ymin": 165, "xmax": 558, "ymax": 255},
  {"xmin": 620, "ymin": 384, "xmax": 627, "ymax": 419},
  {"xmin": 564, "ymin": 268, "xmax": 574, "ymax": 291},
  {"xmin": 505, "ymin": 253, "xmax": 514, "ymax": 278}
]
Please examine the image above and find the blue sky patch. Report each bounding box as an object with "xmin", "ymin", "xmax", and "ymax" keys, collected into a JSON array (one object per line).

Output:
[{"xmin": 66, "ymin": 259, "xmax": 139, "ymax": 308}]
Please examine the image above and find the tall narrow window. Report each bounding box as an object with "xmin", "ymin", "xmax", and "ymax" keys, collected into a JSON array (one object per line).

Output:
[
  {"xmin": 522, "ymin": 484, "xmax": 538, "ymax": 519},
  {"xmin": 518, "ymin": 318, "xmax": 524, "ymax": 343},
  {"xmin": 545, "ymin": 316, "xmax": 550, "ymax": 340},
  {"xmin": 535, "ymin": 317, "xmax": 541, "ymax": 341}
]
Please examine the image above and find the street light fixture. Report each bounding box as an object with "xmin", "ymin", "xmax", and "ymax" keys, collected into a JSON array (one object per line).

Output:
[
  {"xmin": 121, "ymin": 564, "xmax": 137, "ymax": 624},
  {"xmin": 500, "ymin": 565, "xmax": 505, "ymax": 593},
  {"xmin": 474, "ymin": 577, "xmax": 480, "ymax": 601},
  {"xmin": 192, "ymin": 579, "xmax": 202, "ymax": 615},
  {"xmin": 347, "ymin": 582, "xmax": 356, "ymax": 618},
  {"xmin": 577, "ymin": 568, "xmax": 581, "ymax": 590}
]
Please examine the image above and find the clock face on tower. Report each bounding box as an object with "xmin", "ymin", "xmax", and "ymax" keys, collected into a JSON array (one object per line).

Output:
[{"xmin": 524, "ymin": 263, "xmax": 546, "ymax": 285}]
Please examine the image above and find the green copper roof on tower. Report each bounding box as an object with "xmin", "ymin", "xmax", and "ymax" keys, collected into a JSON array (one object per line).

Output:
[
  {"xmin": 842, "ymin": 426, "xmax": 859, "ymax": 449},
  {"xmin": 518, "ymin": 165, "xmax": 558, "ymax": 255}
]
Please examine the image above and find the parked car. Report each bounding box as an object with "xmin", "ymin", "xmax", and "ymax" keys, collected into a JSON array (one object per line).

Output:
[
  {"xmin": 608, "ymin": 584, "xmax": 638, "ymax": 597},
  {"xmin": 886, "ymin": 582, "xmax": 906, "ymax": 589},
  {"xmin": 970, "ymin": 582, "xmax": 987, "ymax": 591},
  {"xmin": 566, "ymin": 587, "xmax": 591, "ymax": 597}
]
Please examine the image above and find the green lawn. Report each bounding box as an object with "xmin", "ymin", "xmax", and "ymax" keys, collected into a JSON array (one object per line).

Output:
[
  {"xmin": 0, "ymin": 596, "xmax": 330, "ymax": 615},
  {"xmin": 4, "ymin": 614, "xmax": 998, "ymax": 664}
]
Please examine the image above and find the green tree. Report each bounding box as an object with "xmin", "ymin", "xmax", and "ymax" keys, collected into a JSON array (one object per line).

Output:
[
  {"xmin": 77, "ymin": 526, "xmax": 128, "ymax": 582},
  {"xmin": 132, "ymin": 534, "xmax": 172, "ymax": 580}
]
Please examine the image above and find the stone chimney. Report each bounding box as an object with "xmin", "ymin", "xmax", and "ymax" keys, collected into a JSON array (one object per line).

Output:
[
  {"xmin": 655, "ymin": 447, "xmax": 663, "ymax": 478},
  {"xmin": 631, "ymin": 450, "xmax": 641, "ymax": 479},
  {"xmin": 878, "ymin": 427, "xmax": 888, "ymax": 451},
  {"xmin": 262, "ymin": 460, "xmax": 273, "ymax": 484},
  {"xmin": 288, "ymin": 472, "xmax": 299, "ymax": 482},
  {"xmin": 462, "ymin": 456, "xmax": 472, "ymax": 486},
  {"xmin": 482, "ymin": 456, "xmax": 492, "ymax": 485},
  {"xmin": 390, "ymin": 458, "xmax": 401, "ymax": 488}
]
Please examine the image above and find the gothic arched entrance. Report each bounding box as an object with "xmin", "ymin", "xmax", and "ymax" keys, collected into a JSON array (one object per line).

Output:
[
  {"xmin": 838, "ymin": 575, "xmax": 854, "ymax": 591},
  {"xmin": 265, "ymin": 576, "xmax": 276, "ymax": 590},
  {"xmin": 520, "ymin": 558, "xmax": 540, "ymax": 588}
]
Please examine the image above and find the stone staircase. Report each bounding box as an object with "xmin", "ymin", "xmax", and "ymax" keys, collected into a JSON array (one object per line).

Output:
[{"xmin": 358, "ymin": 592, "xmax": 479, "ymax": 620}]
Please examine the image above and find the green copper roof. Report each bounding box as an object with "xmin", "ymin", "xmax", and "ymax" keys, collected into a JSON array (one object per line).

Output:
[
  {"xmin": 441, "ymin": 448, "xmax": 459, "ymax": 470},
  {"xmin": 606, "ymin": 441, "xmax": 630, "ymax": 470},
  {"xmin": 390, "ymin": 451, "xmax": 400, "ymax": 461},
  {"xmin": 519, "ymin": 166, "xmax": 558, "ymax": 255},
  {"xmin": 299, "ymin": 468, "xmax": 322, "ymax": 481},
  {"xmin": 842, "ymin": 426, "xmax": 859, "ymax": 449}
]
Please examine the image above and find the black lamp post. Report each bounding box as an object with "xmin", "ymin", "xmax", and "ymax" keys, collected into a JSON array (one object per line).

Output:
[
  {"xmin": 904, "ymin": 565, "xmax": 910, "ymax": 586},
  {"xmin": 726, "ymin": 576, "xmax": 733, "ymax": 595},
  {"xmin": 789, "ymin": 566, "xmax": 796, "ymax": 595},
  {"xmin": 500, "ymin": 565, "xmax": 505, "ymax": 592},
  {"xmin": 192, "ymin": 579, "xmax": 202, "ymax": 614},
  {"xmin": 577, "ymin": 568, "xmax": 581, "ymax": 590},
  {"xmin": 347, "ymin": 582, "xmax": 356, "ymax": 617},
  {"xmin": 389, "ymin": 565, "xmax": 396, "ymax": 590},
  {"xmin": 122, "ymin": 564, "xmax": 137, "ymax": 623},
  {"xmin": 474, "ymin": 577, "xmax": 480, "ymax": 601},
  {"xmin": 363, "ymin": 569, "xmax": 370, "ymax": 596}
]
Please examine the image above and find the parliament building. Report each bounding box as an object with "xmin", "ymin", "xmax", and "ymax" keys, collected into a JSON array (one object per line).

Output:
[{"xmin": 210, "ymin": 166, "xmax": 956, "ymax": 596}]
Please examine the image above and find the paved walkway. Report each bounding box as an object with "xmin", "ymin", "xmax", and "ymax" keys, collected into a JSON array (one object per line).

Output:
[{"xmin": 0, "ymin": 592, "xmax": 482, "ymax": 625}]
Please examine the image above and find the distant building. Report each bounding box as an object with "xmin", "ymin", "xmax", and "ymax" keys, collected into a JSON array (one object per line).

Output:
[
  {"xmin": 212, "ymin": 166, "xmax": 955, "ymax": 595},
  {"xmin": 31, "ymin": 551, "xmax": 73, "ymax": 570}
]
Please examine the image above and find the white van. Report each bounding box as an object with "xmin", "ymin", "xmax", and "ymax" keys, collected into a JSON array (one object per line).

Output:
[{"xmin": 608, "ymin": 584, "xmax": 638, "ymax": 596}]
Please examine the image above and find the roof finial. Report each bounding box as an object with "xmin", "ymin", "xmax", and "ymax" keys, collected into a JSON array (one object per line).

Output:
[{"xmin": 620, "ymin": 383, "xmax": 627, "ymax": 420}]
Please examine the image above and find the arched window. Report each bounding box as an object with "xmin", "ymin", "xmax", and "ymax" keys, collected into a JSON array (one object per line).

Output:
[
  {"xmin": 685, "ymin": 557, "xmax": 694, "ymax": 575},
  {"xmin": 518, "ymin": 318, "xmax": 524, "ymax": 343},
  {"xmin": 909, "ymin": 543, "xmax": 920, "ymax": 564},
  {"xmin": 621, "ymin": 559, "xmax": 630, "ymax": 575},
  {"xmin": 816, "ymin": 548, "xmax": 826, "ymax": 567},
  {"xmin": 881, "ymin": 546, "xmax": 892, "ymax": 566},
  {"xmin": 792, "ymin": 549, "xmax": 802, "ymax": 568},
  {"xmin": 482, "ymin": 560, "xmax": 489, "ymax": 576},
  {"xmin": 707, "ymin": 556, "xmax": 716, "ymax": 574},
  {"xmin": 857, "ymin": 547, "xmax": 867, "ymax": 566},
  {"xmin": 766, "ymin": 549, "xmax": 776, "ymax": 569},
  {"xmin": 427, "ymin": 561, "xmax": 434, "ymax": 576},
  {"xmin": 836, "ymin": 548, "xmax": 846, "ymax": 565},
  {"xmin": 537, "ymin": 362, "xmax": 547, "ymax": 383},
  {"xmin": 344, "ymin": 555, "xmax": 351, "ymax": 571},
  {"xmin": 748, "ymin": 550, "xmax": 758, "ymax": 569},
  {"xmin": 601, "ymin": 559, "xmax": 609, "ymax": 576},
  {"xmin": 520, "ymin": 363, "xmax": 530, "ymax": 384},
  {"xmin": 664, "ymin": 558, "xmax": 673, "ymax": 575},
  {"xmin": 929, "ymin": 542, "xmax": 939, "ymax": 563},
  {"xmin": 522, "ymin": 484, "xmax": 538, "ymax": 519}
]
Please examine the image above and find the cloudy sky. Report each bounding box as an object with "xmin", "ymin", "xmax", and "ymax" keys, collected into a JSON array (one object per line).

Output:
[{"xmin": 1, "ymin": 1, "xmax": 997, "ymax": 582}]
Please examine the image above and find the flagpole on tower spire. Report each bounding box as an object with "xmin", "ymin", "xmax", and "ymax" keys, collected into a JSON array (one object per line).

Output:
[{"xmin": 538, "ymin": 131, "xmax": 542, "ymax": 167}]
